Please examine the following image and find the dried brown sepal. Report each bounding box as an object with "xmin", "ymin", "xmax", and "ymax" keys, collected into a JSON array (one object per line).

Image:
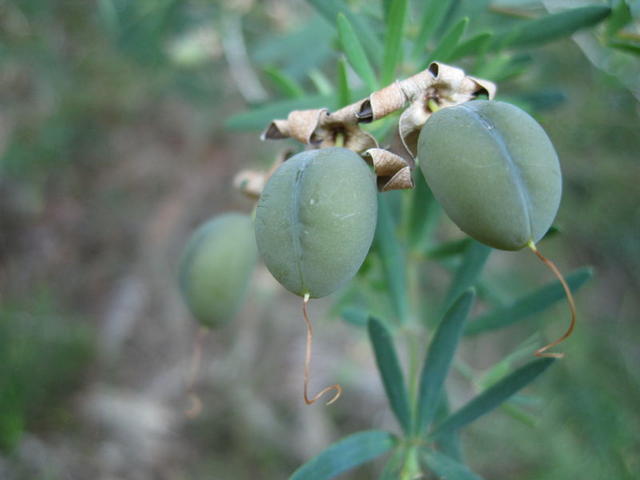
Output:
[
  {"xmin": 261, "ymin": 109, "xmax": 328, "ymax": 144},
  {"xmin": 317, "ymin": 104, "xmax": 378, "ymax": 151},
  {"xmin": 399, "ymin": 62, "xmax": 497, "ymax": 157},
  {"xmin": 259, "ymin": 62, "xmax": 495, "ymax": 159},
  {"xmin": 381, "ymin": 166, "xmax": 414, "ymax": 192},
  {"xmin": 233, "ymin": 170, "xmax": 265, "ymax": 199},
  {"xmin": 362, "ymin": 148, "xmax": 414, "ymax": 191},
  {"xmin": 234, "ymin": 149, "xmax": 293, "ymax": 199},
  {"xmin": 261, "ymin": 104, "xmax": 377, "ymax": 152},
  {"xmin": 358, "ymin": 81, "xmax": 407, "ymax": 122}
]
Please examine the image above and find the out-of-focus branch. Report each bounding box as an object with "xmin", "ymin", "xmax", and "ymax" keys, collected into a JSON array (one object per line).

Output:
[{"xmin": 221, "ymin": 15, "xmax": 268, "ymax": 104}]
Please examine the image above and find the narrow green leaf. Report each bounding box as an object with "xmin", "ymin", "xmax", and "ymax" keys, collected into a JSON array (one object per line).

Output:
[
  {"xmin": 412, "ymin": 0, "xmax": 455, "ymax": 59},
  {"xmin": 307, "ymin": 0, "xmax": 383, "ymax": 65},
  {"xmin": 606, "ymin": 0, "xmax": 632, "ymax": 37},
  {"xmin": 423, "ymin": 238, "xmax": 470, "ymax": 260},
  {"xmin": 501, "ymin": 402, "xmax": 538, "ymax": 428},
  {"xmin": 340, "ymin": 307, "xmax": 369, "ymax": 327},
  {"xmin": 263, "ymin": 66, "xmax": 305, "ymax": 98},
  {"xmin": 477, "ymin": 335, "xmax": 540, "ymax": 389},
  {"xmin": 407, "ymin": 169, "xmax": 439, "ymax": 251},
  {"xmin": 491, "ymin": 6, "xmax": 611, "ymax": 50},
  {"xmin": 337, "ymin": 13, "xmax": 378, "ymax": 92},
  {"xmin": 432, "ymin": 358, "xmax": 555, "ymax": 437},
  {"xmin": 434, "ymin": 393, "xmax": 463, "ymax": 461},
  {"xmin": 382, "ymin": 0, "xmax": 393, "ymax": 20},
  {"xmin": 442, "ymin": 240, "xmax": 491, "ymax": 315},
  {"xmin": 337, "ymin": 56, "xmax": 351, "ymax": 107},
  {"xmin": 473, "ymin": 53, "xmax": 531, "ymax": 83},
  {"xmin": 368, "ymin": 317, "xmax": 412, "ymax": 433},
  {"xmin": 225, "ymin": 94, "xmax": 334, "ymax": 130},
  {"xmin": 422, "ymin": 450, "xmax": 485, "ymax": 480},
  {"xmin": 289, "ymin": 430, "xmax": 396, "ymax": 480},
  {"xmin": 464, "ymin": 267, "xmax": 592, "ymax": 336},
  {"xmin": 381, "ymin": 0, "xmax": 408, "ymax": 85},
  {"xmin": 436, "ymin": 431, "xmax": 464, "ymax": 462},
  {"xmin": 425, "ymin": 17, "xmax": 468, "ymax": 66},
  {"xmin": 416, "ymin": 290, "xmax": 475, "ymax": 433},
  {"xmin": 608, "ymin": 41, "xmax": 640, "ymax": 55},
  {"xmin": 375, "ymin": 194, "xmax": 410, "ymax": 325},
  {"xmin": 449, "ymin": 31, "xmax": 493, "ymax": 61},
  {"xmin": 309, "ymin": 69, "xmax": 333, "ymax": 96}
]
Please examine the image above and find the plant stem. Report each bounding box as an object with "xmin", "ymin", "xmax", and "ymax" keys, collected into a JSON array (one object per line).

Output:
[{"xmin": 400, "ymin": 444, "xmax": 422, "ymax": 480}]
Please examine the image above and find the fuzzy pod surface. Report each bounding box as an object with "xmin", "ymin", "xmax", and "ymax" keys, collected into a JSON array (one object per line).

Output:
[
  {"xmin": 417, "ymin": 100, "xmax": 561, "ymax": 251},
  {"xmin": 179, "ymin": 213, "xmax": 257, "ymax": 327},
  {"xmin": 255, "ymin": 147, "xmax": 378, "ymax": 298}
]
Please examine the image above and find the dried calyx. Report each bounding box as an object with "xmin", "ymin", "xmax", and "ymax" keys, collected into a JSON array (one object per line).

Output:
[
  {"xmin": 243, "ymin": 62, "xmax": 495, "ymax": 198},
  {"xmin": 262, "ymin": 62, "xmax": 494, "ymax": 153},
  {"xmin": 233, "ymin": 149, "xmax": 293, "ymax": 199},
  {"xmin": 362, "ymin": 148, "xmax": 413, "ymax": 192}
]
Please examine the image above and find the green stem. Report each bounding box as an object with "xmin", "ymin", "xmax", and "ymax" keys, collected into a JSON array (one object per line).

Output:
[{"xmin": 400, "ymin": 444, "xmax": 422, "ymax": 480}]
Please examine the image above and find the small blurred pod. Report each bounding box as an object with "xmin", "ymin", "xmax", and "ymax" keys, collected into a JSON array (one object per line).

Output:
[{"xmin": 179, "ymin": 213, "xmax": 257, "ymax": 328}]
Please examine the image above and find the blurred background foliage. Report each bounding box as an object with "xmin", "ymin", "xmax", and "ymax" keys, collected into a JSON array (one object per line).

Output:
[{"xmin": 0, "ymin": 0, "xmax": 638, "ymax": 479}]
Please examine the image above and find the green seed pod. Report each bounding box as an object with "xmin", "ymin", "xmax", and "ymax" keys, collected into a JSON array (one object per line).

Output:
[
  {"xmin": 179, "ymin": 213, "xmax": 257, "ymax": 328},
  {"xmin": 255, "ymin": 147, "xmax": 378, "ymax": 298},
  {"xmin": 417, "ymin": 100, "xmax": 561, "ymax": 251}
]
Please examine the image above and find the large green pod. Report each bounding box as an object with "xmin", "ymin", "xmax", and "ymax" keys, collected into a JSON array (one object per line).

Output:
[
  {"xmin": 179, "ymin": 213, "xmax": 257, "ymax": 327},
  {"xmin": 417, "ymin": 100, "xmax": 561, "ymax": 251},
  {"xmin": 255, "ymin": 147, "xmax": 378, "ymax": 298}
]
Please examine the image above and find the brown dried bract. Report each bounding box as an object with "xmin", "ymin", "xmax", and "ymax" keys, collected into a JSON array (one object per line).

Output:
[
  {"xmin": 234, "ymin": 149, "xmax": 293, "ymax": 199},
  {"xmin": 399, "ymin": 62, "xmax": 496, "ymax": 157},
  {"xmin": 262, "ymin": 104, "xmax": 377, "ymax": 152},
  {"xmin": 362, "ymin": 148, "xmax": 414, "ymax": 192},
  {"xmin": 261, "ymin": 109, "xmax": 328, "ymax": 144},
  {"xmin": 258, "ymin": 62, "xmax": 496, "ymax": 191}
]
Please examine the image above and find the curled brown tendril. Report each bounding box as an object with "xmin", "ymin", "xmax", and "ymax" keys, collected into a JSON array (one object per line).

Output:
[
  {"xmin": 528, "ymin": 242, "xmax": 577, "ymax": 359},
  {"xmin": 302, "ymin": 293, "xmax": 342, "ymax": 405},
  {"xmin": 185, "ymin": 326, "xmax": 209, "ymax": 418}
]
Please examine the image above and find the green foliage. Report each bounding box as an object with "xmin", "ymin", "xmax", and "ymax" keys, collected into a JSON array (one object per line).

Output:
[
  {"xmin": 263, "ymin": 67, "xmax": 306, "ymax": 98},
  {"xmin": 337, "ymin": 13, "xmax": 378, "ymax": 92},
  {"xmin": 381, "ymin": 0, "xmax": 408, "ymax": 84},
  {"xmin": 0, "ymin": 297, "xmax": 93, "ymax": 451},
  {"xmin": 289, "ymin": 430, "xmax": 396, "ymax": 480},
  {"xmin": 374, "ymin": 195, "xmax": 410, "ymax": 324},
  {"xmin": 416, "ymin": 290, "xmax": 475, "ymax": 434},
  {"xmin": 432, "ymin": 358, "xmax": 555, "ymax": 437},
  {"xmin": 413, "ymin": 0, "xmax": 457, "ymax": 60},
  {"xmin": 465, "ymin": 267, "xmax": 593, "ymax": 336},
  {"xmin": 441, "ymin": 242, "xmax": 491, "ymax": 315},
  {"xmin": 425, "ymin": 17, "xmax": 469, "ymax": 66},
  {"xmin": 423, "ymin": 450, "xmax": 485, "ymax": 480},
  {"xmin": 368, "ymin": 317, "xmax": 412, "ymax": 433},
  {"xmin": 490, "ymin": 6, "xmax": 611, "ymax": 50}
]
